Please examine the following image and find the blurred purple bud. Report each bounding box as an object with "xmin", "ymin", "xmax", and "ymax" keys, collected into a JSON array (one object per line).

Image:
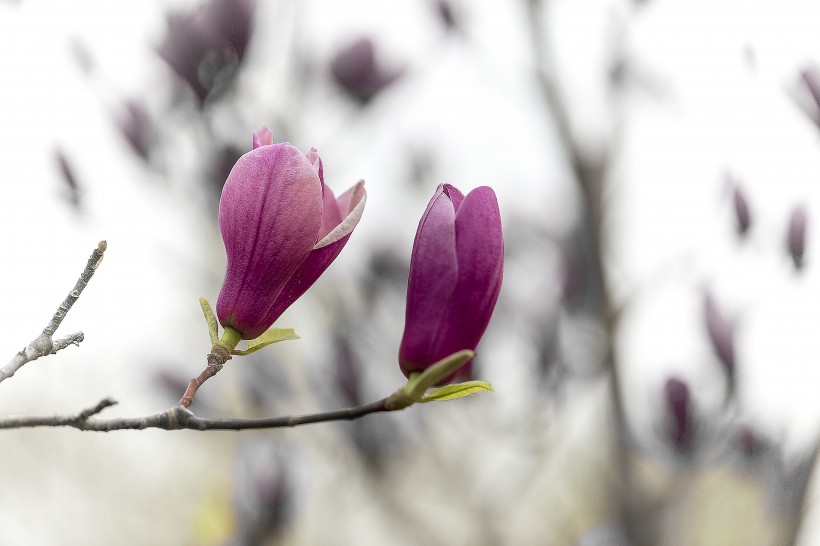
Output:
[
  {"xmin": 732, "ymin": 184, "xmax": 751, "ymax": 236},
  {"xmin": 798, "ymin": 66, "xmax": 820, "ymax": 128},
  {"xmin": 330, "ymin": 38, "xmax": 402, "ymax": 105},
  {"xmin": 703, "ymin": 291, "xmax": 735, "ymax": 381},
  {"xmin": 232, "ymin": 439, "xmax": 292, "ymax": 543},
  {"xmin": 54, "ymin": 149, "xmax": 81, "ymax": 207},
  {"xmin": 158, "ymin": 0, "xmax": 255, "ymax": 105},
  {"xmin": 117, "ymin": 100, "xmax": 153, "ymax": 160},
  {"xmin": 664, "ymin": 377, "xmax": 691, "ymax": 452},
  {"xmin": 735, "ymin": 425, "xmax": 764, "ymax": 456},
  {"xmin": 399, "ymin": 184, "xmax": 504, "ymax": 385},
  {"xmin": 787, "ymin": 205, "xmax": 808, "ymax": 270},
  {"xmin": 433, "ymin": 0, "xmax": 458, "ymax": 32}
]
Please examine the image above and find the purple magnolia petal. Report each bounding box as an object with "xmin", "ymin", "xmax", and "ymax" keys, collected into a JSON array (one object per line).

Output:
[
  {"xmin": 253, "ymin": 126, "xmax": 274, "ymax": 149},
  {"xmin": 664, "ymin": 377, "xmax": 691, "ymax": 452},
  {"xmin": 308, "ymin": 148, "xmax": 342, "ymax": 240},
  {"xmin": 318, "ymin": 184, "xmax": 343, "ymax": 240},
  {"xmin": 787, "ymin": 205, "xmax": 808, "ymax": 269},
  {"xmin": 399, "ymin": 185, "xmax": 461, "ymax": 376},
  {"xmin": 427, "ymin": 186, "xmax": 503, "ymax": 382},
  {"xmin": 306, "ymin": 147, "xmax": 325, "ymax": 186},
  {"xmin": 315, "ymin": 182, "xmax": 366, "ymax": 248},
  {"xmin": 216, "ymin": 143, "xmax": 323, "ymax": 339},
  {"xmin": 262, "ymin": 182, "xmax": 367, "ymax": 326}
]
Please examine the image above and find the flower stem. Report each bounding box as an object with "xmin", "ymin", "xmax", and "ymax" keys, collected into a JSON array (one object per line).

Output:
[{"xmin": 178, "ymin": 327, "xmax": 241, "ymax": 408}]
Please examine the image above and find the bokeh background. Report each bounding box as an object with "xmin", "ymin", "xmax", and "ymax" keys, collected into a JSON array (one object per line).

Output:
[{"xmin": 2, "ymin": 0, "xmax": 820, "ymax": 544}]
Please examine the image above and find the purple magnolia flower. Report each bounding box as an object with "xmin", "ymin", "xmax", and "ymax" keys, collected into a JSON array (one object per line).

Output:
[
  {"xmin": 787, "ymin": 205, "xmax": 808, "ymax": 269},
  {"xmin": 216, "ymin": 127, "xmax": 366, "ymax": 339},
  {"xmin": 330, "ymin": 38, "xmax": 402, "ymax": 104},
  {"xmin": 664, "ymin": 377, "xmax": 691, "ymax": 452},
  {"xmin": 399, "ymin": 184, "xmax": 503, "ymax": 384}
]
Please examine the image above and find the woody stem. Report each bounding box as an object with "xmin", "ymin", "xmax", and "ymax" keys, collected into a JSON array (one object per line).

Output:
[{"xmin": 178, "ymin": 327, "xmax": 241, "ymax": 408}]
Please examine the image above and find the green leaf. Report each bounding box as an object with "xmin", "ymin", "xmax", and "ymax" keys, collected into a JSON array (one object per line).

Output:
[
  {"xmin": 199, "ymin": 297, "xmax": 219, "ymax": 345},
  {"xmin": 402, "ymin": 350, "xmax": 474, "ymax": 401},
  {"xmin": 420, "ymin": 381, "xmax": 494, "ymax": 402},
  {"xmin": 232, "ymin": 328, "xmax": 299, "ymax": 356}
]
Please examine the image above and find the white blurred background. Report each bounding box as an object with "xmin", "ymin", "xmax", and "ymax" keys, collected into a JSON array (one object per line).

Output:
[{"xmin": 1, "ymin": 0, "xmax": 820, "ymax": 544}]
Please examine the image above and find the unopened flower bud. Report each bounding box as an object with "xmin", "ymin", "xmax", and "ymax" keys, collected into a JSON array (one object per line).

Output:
[
  {"xmin": 330, "ymin": 38, "xmax": 402, "ymax": 104},
  {"xmin": 216, "ymin": 127, "xmax": 366, "ymax": 339},
  {"xmin": 398, "ymin": 184, "xmax": 503, "ymax": 385}
]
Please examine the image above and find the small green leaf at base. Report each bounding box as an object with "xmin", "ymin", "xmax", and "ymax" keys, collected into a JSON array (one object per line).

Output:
[
  {"xmin": 419, "ymin": 381, "xmax": 494, "ymax": 402},
  {"xmin": 199, "ymin": 297, "xmax": 219, "ymax": 345},
  {"xmin": 232, "ymin": 328, "xmax": 299, "ymax": 356},
  {"xmin": 402, "ymin": 350, "xmax": 475, "ymax": 401}
]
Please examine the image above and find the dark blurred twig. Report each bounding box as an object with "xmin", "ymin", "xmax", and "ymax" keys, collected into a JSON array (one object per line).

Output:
[{"xmin": 525, "ymin": 0, "xmax": 631, "ymax": 538}]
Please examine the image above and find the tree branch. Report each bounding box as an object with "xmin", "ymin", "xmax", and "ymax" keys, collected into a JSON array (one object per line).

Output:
[
  {"xmin": 525, "ymin": 0, "xmax": 633, "ymax": 538},
  {"xmin": 0, "ymin": 397, "xmax": 397, "ymax": 432},
  {"xmin": 0, "ymin": 241, "xmax": 106, "ymax": 385},
  {"xmin": 0, "ymin": 240, "xmax": 415, "ymax": 432}
]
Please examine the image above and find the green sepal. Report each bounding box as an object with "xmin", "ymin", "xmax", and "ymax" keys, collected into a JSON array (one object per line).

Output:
[
  {"xmin": 199, "ymin": 297, "xmax": 219, "ymax": 345},
  {"xmin": 231, "ymin": 328, "xmax": 299, "ymax": 356},
  {"xmin": 419, "ymin": 380, "xmax": 494, "ymax": 402},
  {"xmin": 402, "ymin": 350, "xmax": 474, "ymax": 402}
]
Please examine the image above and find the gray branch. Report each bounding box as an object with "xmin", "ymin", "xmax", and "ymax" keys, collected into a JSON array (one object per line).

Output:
[
  {"xmin": 0, "ymin": 241, "xmax": 105, "ymax": 386},
  {"xmin": 0, "ymin": 398, "xmax": 394, "ymax": 432}
]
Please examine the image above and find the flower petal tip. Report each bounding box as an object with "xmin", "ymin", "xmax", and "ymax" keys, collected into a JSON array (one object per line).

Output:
[{"xmin": 252, "ymin": 126, "xmax": 274, "ymax": 149}]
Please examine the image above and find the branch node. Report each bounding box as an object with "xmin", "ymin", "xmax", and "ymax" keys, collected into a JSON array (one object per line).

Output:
[
  {"xmin": 167, "ymin": 405, "xmax": 194, "ymax": 430},
  {"xmin": 77, "ymin": 397, "xmax": 118, "ymax": 421}
]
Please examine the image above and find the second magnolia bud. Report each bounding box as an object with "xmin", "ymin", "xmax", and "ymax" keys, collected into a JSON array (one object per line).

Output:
[{"xmin": 398, "ymin": 184, "xmax": 504, "ymax": 385}]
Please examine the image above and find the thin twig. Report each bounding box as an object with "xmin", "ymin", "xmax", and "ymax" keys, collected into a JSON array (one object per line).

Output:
[
  {"xmin": 0, "ymin": 242, "xmax": 106, "ymax": 385},
  {"xmin": 0, "ymin": 397, "xmax": 395, "ymax": 432},
  {"xmin": 178, "ymin": 343, "xmax": 232, "ymax": 408}
]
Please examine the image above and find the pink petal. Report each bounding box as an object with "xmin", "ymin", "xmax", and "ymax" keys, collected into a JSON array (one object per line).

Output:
[
  {"xmin": 216, "ymin": 143, "xmax": 322, "ymax": 339},
  {"xmin": 399, "ymin": 185, "xmax": 462, "ymax": 377},
  {"xmin": 252, "ymin": 126, "xmax": 274, "ymax": 149},
  {"xmin": 263, "ymin": 182, "xmax": 367, "ymax": 326},
  {"xmin": 426, "ymin": 186, "xmax": 503, "ymax": 382}
]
